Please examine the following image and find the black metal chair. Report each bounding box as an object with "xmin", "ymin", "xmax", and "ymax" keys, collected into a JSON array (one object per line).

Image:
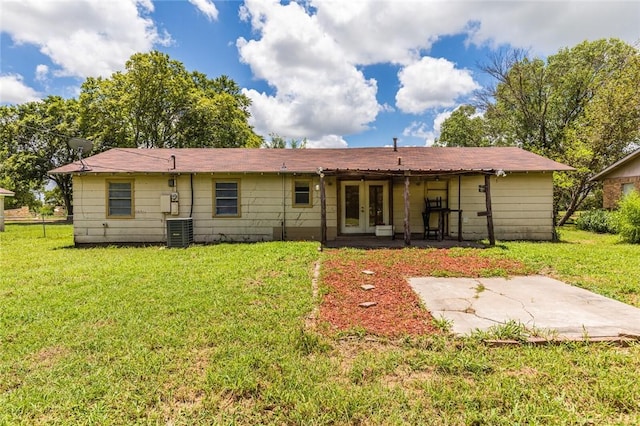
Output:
[{"xmin": 423, "ymin": 197, "xmax": 442, "ymax": 239}]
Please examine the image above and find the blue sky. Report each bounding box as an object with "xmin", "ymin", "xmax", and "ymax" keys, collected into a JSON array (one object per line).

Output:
[{"xmin": 1, "ymin": 0, "xmax": 639, "ymax": 148}]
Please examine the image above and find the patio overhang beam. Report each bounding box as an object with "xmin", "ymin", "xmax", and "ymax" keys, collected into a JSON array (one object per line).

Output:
[{"xmin": 324, "ymin": 169, "xmax": 497, "ymax": 178}]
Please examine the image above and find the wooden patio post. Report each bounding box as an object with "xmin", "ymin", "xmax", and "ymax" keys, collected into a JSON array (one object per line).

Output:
[
  {"xmin": 319, "ymin": 171, "xmax": 327, "ymax": 249},
  {"xmin": 458, "ymin": 175, "xmax": 463, "ymax": 242},
  {"xmin": 404, "ymin": 175, "xmax": 411, "ymax": 246},
  {"xmin": 389, "ymin": 177, "xmax": 394, "ymax": 240},
  {"xmin": 484, "ymin": 174, "xmax": 495, "ymax": 246}
]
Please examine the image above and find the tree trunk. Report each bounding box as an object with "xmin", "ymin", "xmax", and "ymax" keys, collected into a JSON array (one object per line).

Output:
[
  {"xmin": 557, "ymin": 180, "xmax": 595, "ymax": 226},
  {"xmin": 51, "ymin": 176, "xmax": 74, "ymax": 219}
]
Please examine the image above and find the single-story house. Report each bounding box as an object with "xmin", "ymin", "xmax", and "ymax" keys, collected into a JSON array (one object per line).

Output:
[
  {"xmin": 49, "ymin": 146, "xmax": 573, "ymax": 246},
  {"xmin": 0, "ymin": 187, "xmax": 15, "ymax": 232},
  {"xmin": 591, "ymin": 149, "xmax": 640, "ymax": 209}
]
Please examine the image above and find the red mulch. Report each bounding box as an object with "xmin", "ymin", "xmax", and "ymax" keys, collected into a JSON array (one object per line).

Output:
[{"xmin": 319, "ymin": 248, "xmax": 529, "ymax": 337}]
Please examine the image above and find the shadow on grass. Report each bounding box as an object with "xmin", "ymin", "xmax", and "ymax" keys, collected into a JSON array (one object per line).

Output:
[{"xmin": 488, "ymin": 238, "xmax": 577, "ymax": 251}]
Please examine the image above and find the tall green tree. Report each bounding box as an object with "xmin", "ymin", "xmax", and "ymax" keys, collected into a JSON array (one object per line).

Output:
[
  {"xmin": 0, "ymin": 96, "xmax": 79, "ymax": 214},
  {"xmin": 80, "ymin": 51, "xmax": 262, "ymax": 149},
  {"xmin": 434, "ymin": 105, "xmax": 490, "ymax": 147},
  {"xmin": 443, "ymin": 39, "xmax": 640, "ymax": 224}
]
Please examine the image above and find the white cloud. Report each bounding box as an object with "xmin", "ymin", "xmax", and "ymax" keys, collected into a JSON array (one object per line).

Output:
[
  {"xmin": 239, "ymin": 0, "xmax": 638, "ymax": 145},
  {"xmin": 312, "ymin": 1, "xmax": 471, "ymax": 65},
  {"xmin": 188, "ymin": 0, "xmax": 219, "ymax": 21},
  {"xmin": 238, "ymin": 0, "xmax": 380, "ymax": 141},
  {"xmin": 466, "ymin": 1, "xmax": 640, "ymax": 55},
  {"xmin": 403, "ymin": 121, "xmax": 433, "ymax": 139},
  {"xmin": 0, "ymin": 74, "xmax": 42, "ymax": 104},
  {"xmin": 396, "ymin": 57, "xmax": 479, "ymax": 114},
  {"xmin": 0, "ymin": 0, "xmax": 169, "ymax": 79},
  {"xmin": 307, "ymin": 134, "xmax": 348, "ymax": 149},
  {"xmin": 312, "ymin": 1, "xmax": 640, "ymax": 61},
  {"xmin": 35, "ymin": 64, "xmax": 49, "ymax": 82},
  {"xmin": 433, "ymin": 110, "xmax": 454, "ymax": 134},
  {"xmin": 403, "ymin": 110, "xmax": 455, "ymax": 146}
]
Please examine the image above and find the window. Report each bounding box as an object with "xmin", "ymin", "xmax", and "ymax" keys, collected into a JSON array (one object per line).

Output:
[
  {"xmin": 293, "ymin": 180, "xmax": 312, "ymax": 207},
  {"xmin": 107, "ymin": 180, "xmax": 134, "ymax": 218},
  {"xmin": 622, "ymin": 183, "xmax": 635, "ymax": 196},
  {"xmin": 214, "ymin": 180, "xmax": 240, "ymax": 217}
]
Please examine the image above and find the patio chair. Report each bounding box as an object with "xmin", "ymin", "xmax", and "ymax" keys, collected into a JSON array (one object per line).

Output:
[{"xmin": 423, "ymin": 197, "xmax": 442, "ymax": 239}]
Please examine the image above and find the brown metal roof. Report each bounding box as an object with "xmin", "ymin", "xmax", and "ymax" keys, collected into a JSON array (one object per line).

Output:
[{"xmin": 49, "ymin": 147, "xmax": 574, "ymax": 175}]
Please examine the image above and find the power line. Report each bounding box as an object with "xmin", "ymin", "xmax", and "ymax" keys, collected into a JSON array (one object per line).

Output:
[{"xmin": 3, "ymin": 121, "xmax": 80, "ymax": 141}]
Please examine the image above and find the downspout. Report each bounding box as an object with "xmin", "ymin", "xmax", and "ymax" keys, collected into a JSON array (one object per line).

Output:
[
  {"xmin": 318, "ymin": 168, "xmax": 327, "ymax": 249},
  {"xmin": 282, "ymin": 174, "xmax": 286, "ymax": 240},
  {"xmin": 190, "ymin": 173, "xmax": 194, "ymax": 218},
  {"xmin": 281, "ymin": 163, "xmax": 287, "ymax": 241}
]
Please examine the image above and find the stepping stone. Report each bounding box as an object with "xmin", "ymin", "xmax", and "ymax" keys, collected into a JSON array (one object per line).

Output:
[
  {"xmin": 359, "ymin": 301, "xmax": 377, "ymax": 308},
  {"xmin": 362, "ymin": 270, "xmax": 375, "ymax": 275},
  {"xmin": 360, "ymin": 284, "xmax": 375, "ymax": 291}
]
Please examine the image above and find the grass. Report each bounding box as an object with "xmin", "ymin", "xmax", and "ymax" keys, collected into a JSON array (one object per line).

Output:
[
  {"xmin": 1, "ymin": 224, "xmax": 639, "ymax": 424},
  {"xmin": 489, "ymin": 227, "xmax": 640, "ymax": 307}
]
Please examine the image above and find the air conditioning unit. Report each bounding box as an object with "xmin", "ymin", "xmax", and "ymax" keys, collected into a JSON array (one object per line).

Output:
[{"xmin": 166, "ymin": 218, "xmax": 193, "ymax": 248}]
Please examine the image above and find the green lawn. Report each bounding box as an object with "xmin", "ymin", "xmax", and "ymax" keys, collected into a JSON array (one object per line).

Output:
[
  {"xmin": 487, "ymin": 228, "xmax": 640, "ymax": 307},
  {"xmin": 1, "ymin": 225, "xmax": 639, "ymax": 424}
]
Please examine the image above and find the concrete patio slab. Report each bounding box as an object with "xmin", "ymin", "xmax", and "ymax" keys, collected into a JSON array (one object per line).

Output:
[{"xmin": 409, "ymin": 275, "xmax": 640, "ymax": 339}]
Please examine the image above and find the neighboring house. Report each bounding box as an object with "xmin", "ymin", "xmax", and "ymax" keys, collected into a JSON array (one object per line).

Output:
[
  {"xmin": 49, "ymin": 146, "xmax": 573, "ymax": 246},
  {"xmin": 591, "ymin": 149, "xmax": 640, "ymax": 209},
  {"xmin": 0, "ymin": 187, "xmax": 15, "ymax": 232}
]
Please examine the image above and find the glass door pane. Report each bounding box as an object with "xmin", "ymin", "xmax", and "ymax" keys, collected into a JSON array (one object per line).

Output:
[
  {"xmin": 368, "ymin": 185, "xmax": 384, "ymax": 226},
  {"xmin": 344, "ymin": 185, "xmax": 360, "ymax": 228}
]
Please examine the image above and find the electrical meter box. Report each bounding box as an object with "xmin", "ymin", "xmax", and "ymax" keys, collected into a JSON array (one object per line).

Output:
[{"xmin": 160, "ymin": 195, "xmax": 171, "ymax": 213}]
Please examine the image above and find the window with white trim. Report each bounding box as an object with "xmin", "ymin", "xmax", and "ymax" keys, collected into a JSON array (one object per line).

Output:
[
  {"xmin": 293, "ymin": 180, "xmax": 312, "ymax": 207},
  {"xmin": 107, "ymin": 180, "xmax": 134, "ymax": 218},
  {"xmin": 214, "ymin": 180, "xmax": 240, "ymax": 217}
]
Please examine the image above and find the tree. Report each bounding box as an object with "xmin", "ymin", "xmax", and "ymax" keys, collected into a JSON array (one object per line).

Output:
[
  {"xmin": 470, "ymin": 39, "xmax": 640, "ymax": 224},
  {"xmin": 0, "ymin": 96, "xmax": 80, "ymax": 214},
  {"xmin": 262, "ymin": 133, "xmax": 308, "ymax": 149},
  {"xmin": 79, "ymin": 51, "xmax": 262, "ymax": 149},
  {"xmin": 1, "ymin": 52, "xmax": 263, "ymax": 213},
  {"xmin": 434, "ymin": 105, "xmax": 489, "ymax": 147}
]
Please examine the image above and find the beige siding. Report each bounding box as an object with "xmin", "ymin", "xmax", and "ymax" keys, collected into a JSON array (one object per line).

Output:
[
  {"xmin": 390, "ymin": 177, "xmax": 450, "ymax": 236},
  {"xmin": 449, "ymin": 173, "xmax": 554, "ymax": 241},
  {"xmin": 605, "ymin": 155, "xmax": 640, "ymax": 179},
  {"xmin": 72, "ymin": 173, "xmax": 338, "ymax": 244},
  {"xmin": 72, "ymin": 171, "xmax": 554, "ymax": 244},
  {"xmin": 0, "ymin": 196, "xmax": 5, "ymax": 231}
]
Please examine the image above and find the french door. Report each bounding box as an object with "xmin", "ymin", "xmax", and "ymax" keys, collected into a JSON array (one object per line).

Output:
[{"xmin": 340, "ymin": 181, "xmax": 389, "ymax": 234}]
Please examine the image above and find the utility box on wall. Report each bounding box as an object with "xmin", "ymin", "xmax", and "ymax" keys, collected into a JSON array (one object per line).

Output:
[
  {"xmin": 160, "ymin": 195, "xmax": 171, "ymax": 213},
  {"xmin": 170, "ymin": 192, "xmax": 179, "ymax": 215},
  {"xmin": 166, "ymin": 218, "xmax": 193, "ymax": 248},
  {"xmin": 161, "ymin": 193, "xmax": 180, "ymax": 215}
]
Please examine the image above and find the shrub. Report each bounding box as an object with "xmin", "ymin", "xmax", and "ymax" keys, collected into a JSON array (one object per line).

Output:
[
  {"xmin": 575, "ymin": 209, "xmax": 619, "ymax": 234},
  {"xmin": 617, "ymin": 190, "xmax": 640, "ymax": 243}
]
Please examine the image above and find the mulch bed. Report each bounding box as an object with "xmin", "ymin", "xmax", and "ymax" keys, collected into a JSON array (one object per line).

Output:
[{"xmin": 319, "ymin": 248, "xmax": 529, "ymax": 337}]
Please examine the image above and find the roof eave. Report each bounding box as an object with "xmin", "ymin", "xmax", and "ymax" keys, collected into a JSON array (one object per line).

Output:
[{"xmin": 590, "ymin": 149, "xmax": 640, "ymax": 182}]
